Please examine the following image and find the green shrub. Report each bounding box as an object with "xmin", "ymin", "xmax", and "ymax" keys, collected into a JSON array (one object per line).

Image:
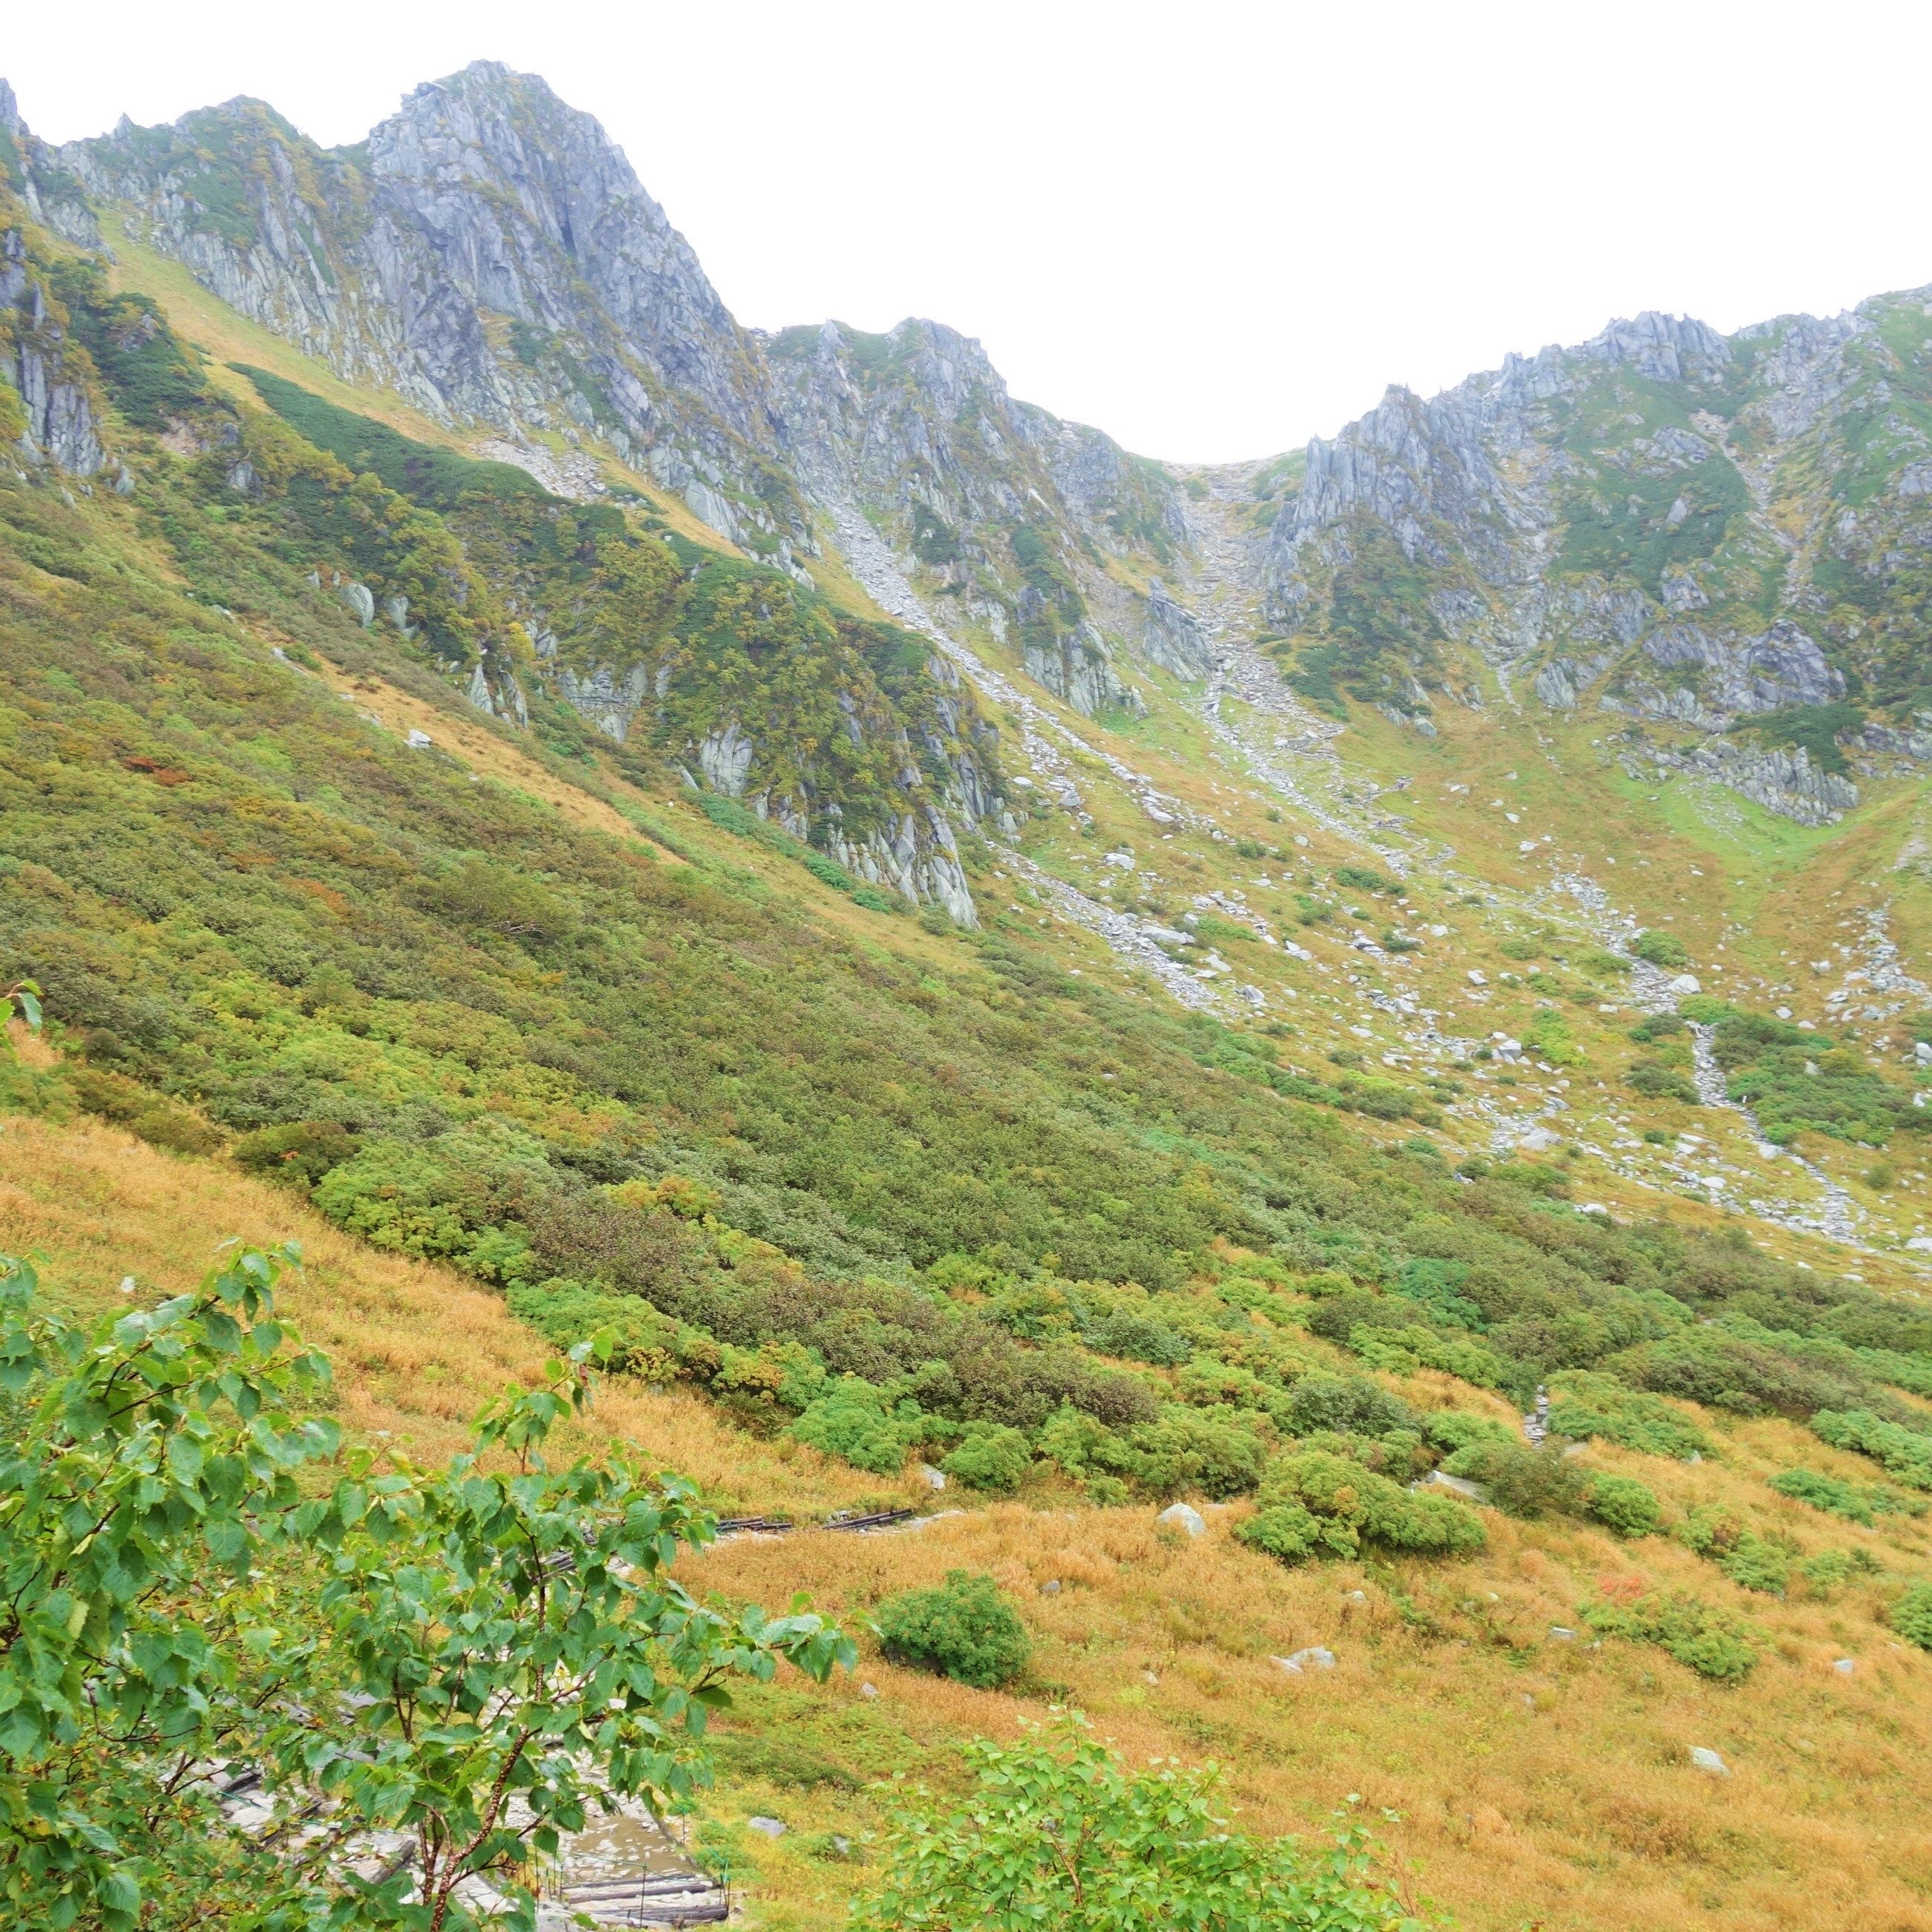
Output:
[
  {"xmin": 1545, "ymin": 1372, "xmax": 1709, "ymax": 1459},
  {"xmin": 309, "ymin": 1127, "xmax": 555, "ymax": 1261},
  {"xmin": 1085, "ymin": 1308, "xmax": 1190, "ymax": 1366},
  {"xmin": 876, "ymin": 1571, "xmax": 1031, "ymax": 1688},
  {"xmin": 1890, "ymin": 1580, "xmax": 1932, "ymax": 1650},
  {"xmin": 1628, "ymin": 1058, "xmax": 1698, "ymax": 1104},
  {"xmin": 1796, "ymin": 1550, "xmax": 1866, "ymax": 1594},
  {"xmin": 849, "ymin": 1714, "xmax": 1433, "ymax": 1932},
  {"xmin": 1441, "ymin": 1440, "xmax": 1585, "ymax": 1518},
  {"xmin": 1237, "ymin": 1450, "xmax": 1485, "ymax": 1565},
  {"xmin": 1713, "ymin": 1021, "xmax": 1920, "ymax": 1150},
  {"xmin": 1421, "ymin": 1410, "xmax": 1516, "ymax": 1455},
  {"xmin": 233, "ymin": 364, "xmax": 547, "ymax": 510},
  {"xmin": 66, "ymin": 1065, "xmax": 224, "ymax": 1156},
  {"xmin": 1810, "ymin": 1409, "xmax": 1932, "ymax": 1489},
  {"xmin": 1582, "ymin": 1589, "xmax": 1759, "ymax": 1680},
  {"xmin": 1524, "ymin": 1008, "xmax": 1585, "ymax": 1068},
  {"xmin": 1679, "ymin": 1504, "xmax": 1792, "ymax": 1594},
  {"xmin": 1629, "ymin": 1012, "xmax": 1688, "ymax": 1041},
  {"xmin": 941, "ymin": 1424, "xmax": 1034, "ymax": 1493},
  {"xmin": 1286, "ymin": 1371, "xmax": 1416, "ymax": 1439},
  {"xmin": 507, "ymin": 1277, "xmax": 684, "ymax": 1379},
  {"xmin": 232, "ymin": 1119, "xmax": 362, "ymax": 1191},
  {"xmin": 1727, "ymin": 702, "xmax": 1863, "ymax": 774},
  {"xmin": 1633, "ymin": 930, "xmax": 1690, "ymax": 970},
  {"xmin": 1127, "ymin": 1404, "xmax": 1268, "ymax": 1499},
  {"xmin": 791, "ymin": 1378, "xmax": 929, "ymax": 1476},
  {"xmin": 1767, "ymin": 1467, "xmax": 1924, "ymax": 1524},
  {"xmin": 1582, "ymin": 1471, "xmax": 1661, "ymax": 1538}
]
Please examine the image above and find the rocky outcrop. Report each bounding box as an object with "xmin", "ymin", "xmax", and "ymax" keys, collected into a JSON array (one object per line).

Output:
[
  {"xmin": 60, "ymin": 65, "xmax": 795, "ymax": 547},
  {"xmin": 54, "ymin": 65, "xmax": 1199, "ymax": 683},
  {"xmin": 1143, "ymin": 578, "xmax": 1210, "ymax": 678},
  {"xmin": 1245, "ymin": 285, "xmax": 1932, "ymax": 820},
  {"xmin": 1022, "ymin": 621, "xmax": 1145, "ymax": 719},
  {"xmin": 762, "ymin": 315, "xmax": 1193, "ymax": 681},
  {"xmin": 1600, "ymin": 619, "xmax": 1843, "ymax": 730},
  {"xmin": 1620, "ymin": 738, "xmax": 1859, "ymax": 827},
  {"xmin": 1, "ymin": 227, "xmax": 106, "ymax": 476}
]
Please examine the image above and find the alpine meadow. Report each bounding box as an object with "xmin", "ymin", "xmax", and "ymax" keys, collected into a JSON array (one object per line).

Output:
[{"xmin": 4, "ymin": 53, "xmax": 1932, "ymax": 1932}]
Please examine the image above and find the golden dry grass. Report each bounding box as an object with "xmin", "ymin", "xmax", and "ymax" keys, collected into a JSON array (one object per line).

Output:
[
  {"xmin": 4, "ymin": 1100, "xmax": 1932, "ymax": 1932},
  {"xmin": 0, "ymin": 1105, "xmax": 888, "ymax": 1515}
]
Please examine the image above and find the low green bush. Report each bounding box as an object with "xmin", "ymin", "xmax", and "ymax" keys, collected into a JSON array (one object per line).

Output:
[
  {"xmin": 848, "ymin": 1715, "xmax": 1439, "ymax": 1932},
  {"xmin": 1441, "ymin": 1440, "xmax": 1584, "ymax": 1518},
  {"xmin": 1633, "ymin": 930, "xmax": 1690, "ymax": 970},
  {"xmin": 1237, "ymin": 1449, "xmax": 1485, "ymax": 1565},
  {"xmin": 1679, "ymin": 1504, "xmax": 1793, "ymax": 1594},
  {"xmin": 1811, "ymin": 1409, "xmax": 1932, "ymax": 1489},
  {"xmin": 876, "ymin": 1570, "xmax": 1031, "ymax": 1688},
  {"xmin": 1582, "ymin": 1471, "xmax": 1661, "ymax": 1538},
  {"xmin": 1582, "ymin": 1589, "xmax": 1759, "ymax": 1681},
  {"xmin": 1628, "ymin": 1058, "xmax": 1698, "ymax": 1104},
  {"xmin": 791, "ymin": 1378, "xmax": 931, "ymax": 1476},
  {"xmin": 1544, "ymin": 1373, "xmax": 1709, "ymax": 1459},
  {"xmin": 941, "ymin": 1424, "xmax": 1034, "ymax": 1493},
  {"xmin": 66, "ymin": 1065, "xmax": 224, "ymax": 1156},
  {"xmin": 1127, "ymin": 1403, "xmax": 1269, "ymax": 1499},
  {"xmin": 1768, "ymin": 1467, "xmax": 1924, "ymax": 1524},
  {"xmin": 1890, "ymin": 1580, "xmax": 1932, "ymax": 1650},
  {"xmin": 231, "ymin": 1119, "xmax": 362, "ymax": 1191}
]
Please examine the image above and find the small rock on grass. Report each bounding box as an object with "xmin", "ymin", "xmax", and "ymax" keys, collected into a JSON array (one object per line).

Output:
[
  {"xmin": 1274, "ymin": 1647, "xmax": 1336, "ymax": 1673},
  {"xmin": 1690, "ymin": 1748, "xmax": 1729, "ymax": 1775},
  {"xmin": 1157, "ymin": 1503, "xmax": 1205, "ymax": 1536},
  {"xmin": 748, "ymin": 1816, "xmax": 787, "ymax": 1837}
]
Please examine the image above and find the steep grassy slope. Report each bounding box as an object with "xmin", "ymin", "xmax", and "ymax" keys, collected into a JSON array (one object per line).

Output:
[
  {"xmin": 7, "ymin": 70, "xmax": 1932, "ymax": 1932},
  {"xmin": 10, "ymin": 1102, "xmax": 1932, "ymax": 1932}
]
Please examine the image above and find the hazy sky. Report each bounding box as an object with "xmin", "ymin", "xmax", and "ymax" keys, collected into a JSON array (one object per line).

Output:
[{"xmin": 10, "ymin": 0, "xmax": 1930, "ymax": 463}]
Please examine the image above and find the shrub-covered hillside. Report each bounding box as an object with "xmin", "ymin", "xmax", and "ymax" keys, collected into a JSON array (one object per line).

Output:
[
  {"xmin": 4, "ymin": 180, "xmax": 1931, "ymax": 1551},
  {"xmin": 6, "ymin": 441, "xmax": 1932, "ymax": 1540}
]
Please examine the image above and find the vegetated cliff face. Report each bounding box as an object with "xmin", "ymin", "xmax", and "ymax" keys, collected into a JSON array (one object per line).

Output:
[
  {"xmin": 60, "ymin": 63, "xmax": 807, "ymax": 555},
  {"xmin": 0, "ymin": 82, "xmax": 112, "ymax": 477},
  {"xmin": 765, "ymin": 315, "xmax": 1194, "ymax": 713},
  {"xmin": 0, "ymin": 85, "xmax": 1008, "ymax": 921},
  {"xmin": 57, "ymin": 62, "xmax": 1197, "ymax": 721},
  {"xmin": 24, "ymin": 60, "xmax": 1932, "ymax": 808},
  {"xmin": 1246, "ymin": 306, "xmax": 1932, "ymax": 819}
]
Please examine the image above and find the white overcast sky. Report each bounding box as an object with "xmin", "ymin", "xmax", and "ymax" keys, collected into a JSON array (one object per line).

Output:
[{"xmin": 8, "ymin": 0, "xmax": 1930, "ymax": 463}]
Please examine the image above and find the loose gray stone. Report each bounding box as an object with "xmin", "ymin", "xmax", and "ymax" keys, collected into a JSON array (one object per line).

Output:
[
  {"xmin": 1275, "ymin": 1646, "xmax": 1336, "ymax": 1673},
  {"xmin": 747, "ymin": 1816, "xmax": 786, "ymax": 1838},
  {"xmin": 1157, "ymin": 1503, "xmax": 1205, "ymax": 1537},
  {"xmin": 1690, "ymin": 1747, "xmax": 1729, "ymax": 1775},
  {"xmin": 1832, "ymin": 1658, "xmax": 1855, "ymax": 1676}
]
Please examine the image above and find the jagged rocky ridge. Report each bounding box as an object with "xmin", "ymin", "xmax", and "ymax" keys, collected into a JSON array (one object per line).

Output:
[
  {"xmin": 49, "ymin": 63, "xmax": 1191, "ymax": 725},
  {"xmin": 3, "ymin": 75, "xmax": 1034, "ymax": 918},
  {"xmin": 1242, "ymin": 309, "xmax": 1932, "ymax": 820},
  {"xmin": 11, "ymin": 61, "xmax": 1932, "ymax": 830}
]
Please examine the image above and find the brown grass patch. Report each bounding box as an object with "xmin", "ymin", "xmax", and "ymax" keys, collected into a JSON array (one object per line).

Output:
[{"xmin": 4, "ymin": 1106, "xmax": 1931, "ymax": 1931}]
